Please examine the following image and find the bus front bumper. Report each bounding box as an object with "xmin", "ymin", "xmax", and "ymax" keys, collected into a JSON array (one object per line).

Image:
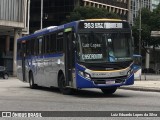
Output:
[{"xmin": 76, "ymin": 74, "xmax": 134, "ymax": 89}]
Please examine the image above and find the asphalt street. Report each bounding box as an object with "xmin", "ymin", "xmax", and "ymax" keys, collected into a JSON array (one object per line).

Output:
[{"xmin": 0, "ymin": 78, "xmax": 160, "ymax": 120}]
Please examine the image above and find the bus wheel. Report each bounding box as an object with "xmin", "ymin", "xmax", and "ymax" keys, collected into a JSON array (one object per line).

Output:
[
  {"xmin": 58, "ymin": 75, "xmax": 73, "ymax": 95},
  {"xmin": 29, "ymin": 73, "xmax": 37, "ymax": 89},
  {"xmin": 100, "ymin": 87, "xmax": 117, "ymax": 95}
]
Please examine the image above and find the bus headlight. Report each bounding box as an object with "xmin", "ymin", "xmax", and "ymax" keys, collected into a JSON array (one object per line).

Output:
[
  {"xmin": 78, "ymin": 70, "xmax": 91, "ymax": 80},
  {"xmin": 127, "ymin": 69, "xmax": 133, "ymax": 77}
]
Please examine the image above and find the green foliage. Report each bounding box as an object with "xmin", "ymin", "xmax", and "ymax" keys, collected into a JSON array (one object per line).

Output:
[
  {"xmin": 132, "ymin": 5, "xmax": 160, "ymax": 50},
  {"xmin": 64, "ymin": 6, "xmax": 120, "ymax": 23},
  {"xmin": 150, "ymin": 4, "xmax": 160, "ymax": 30}
]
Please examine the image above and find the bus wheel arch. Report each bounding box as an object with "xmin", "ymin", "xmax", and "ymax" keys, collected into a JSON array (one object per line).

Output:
[
  {"xmin": 58, "ymin": 70, "xmax": 73, "ymax": 95},
  {"xmin": 29, "ymin": 70, "xmax": 37, "ymax": 89}
]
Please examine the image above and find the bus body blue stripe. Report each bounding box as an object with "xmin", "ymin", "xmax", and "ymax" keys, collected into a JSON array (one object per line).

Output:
[{"xmin": 17, "ymin": 53, "xmax": 63, "ymax": 60}]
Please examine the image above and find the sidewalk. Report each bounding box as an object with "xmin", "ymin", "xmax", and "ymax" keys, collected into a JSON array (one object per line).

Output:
[{"xmin": 120, "ymin": 74, "xmax": 160, "ymax": 92}]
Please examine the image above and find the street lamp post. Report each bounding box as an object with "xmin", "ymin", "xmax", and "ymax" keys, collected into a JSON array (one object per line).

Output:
[
  {"xmin": 139, "ymin": 0, "xmax": 142, "ymax": 55},
  {"xmin": 41, "ymin": 0, "xmax": 43, "ymax": 29}
]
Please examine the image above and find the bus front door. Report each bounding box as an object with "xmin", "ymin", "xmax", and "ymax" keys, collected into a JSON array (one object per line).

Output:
[{"xmin": 64, "ymin": 29, "xmax": 75, "ymax": 86}]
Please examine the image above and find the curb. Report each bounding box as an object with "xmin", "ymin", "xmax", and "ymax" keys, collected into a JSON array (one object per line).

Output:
[{"xmin": 119, "ymin": 86, "xmax": 160, "ymax": 92}]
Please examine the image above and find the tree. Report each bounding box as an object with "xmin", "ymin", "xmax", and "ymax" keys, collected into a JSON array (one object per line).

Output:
[
  {"xmin": 132, "ymin": 5, "xmax": 160, "ymax": 69},
  {"xmin": 132, "ymin": 8, "xmax": 151, "ymax": 53},
  {"xmin": 150, "ymin": 4, "xmax": 160, "ymax": 66},
  {"xmin": 132, "ymin": 6, "xmax": 160, "ymax": 52},
  {"xmin": 150, "ymin": 4, "xmax": 160, "ymax": 31},
  {"xmin": 63, "ymin": 6, "xmax": 120, "ymax": 23}
]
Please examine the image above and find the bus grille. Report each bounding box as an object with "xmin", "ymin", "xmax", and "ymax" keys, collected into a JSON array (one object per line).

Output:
[{"xmin": 92, "ymin": 76, "xmax": 127, "ymax": 84}]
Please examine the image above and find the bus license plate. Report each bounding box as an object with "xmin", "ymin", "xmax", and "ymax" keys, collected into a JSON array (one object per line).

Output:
[{"xmin": 106, "ymin": 81, "xmax": 115, "ymax": 85}]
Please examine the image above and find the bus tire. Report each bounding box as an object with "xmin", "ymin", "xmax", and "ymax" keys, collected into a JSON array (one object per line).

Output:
[
  {"xmin": 100, "ymin": 87, "xmax": 117, "ymax": 95},
  {"xmin": 29, "ymin": 72, "xmax": 37, "ymax": 89},
  {"xmin": 58, "ymin": 74, "xmax": 73, "ymax": 95}
]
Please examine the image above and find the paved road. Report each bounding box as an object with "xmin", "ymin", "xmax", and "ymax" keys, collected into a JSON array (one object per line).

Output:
[{"xmin": 0, "ymin": 78, "xmax": 160, "ymax": 119}]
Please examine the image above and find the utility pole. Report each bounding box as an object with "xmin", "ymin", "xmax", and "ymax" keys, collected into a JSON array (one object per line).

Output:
[
  {"xmin": 27, "ymin": 0, "xmax": 30, "ymax": 34},
  {"xmin": 139, "ymin": 0, "xmax": 142, "ymax": 55},
  {"xmin": 41, "ymin": 0, "xmax": 43, "ymax": 29}
]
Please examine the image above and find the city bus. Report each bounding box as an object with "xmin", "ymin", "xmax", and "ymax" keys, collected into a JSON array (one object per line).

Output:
[
  {"xmin": 133, "ymin": 54, "xmax": 142, "ymax": 79},
  {"xmin": 17, "ymin": 19, "xmax": 134, "ymax": 95}
]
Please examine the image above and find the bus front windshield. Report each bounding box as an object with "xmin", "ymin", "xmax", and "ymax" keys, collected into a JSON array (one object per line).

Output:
[{"xmin": 77, "ymin": 32, "xmax": 132, "ymax": 63}]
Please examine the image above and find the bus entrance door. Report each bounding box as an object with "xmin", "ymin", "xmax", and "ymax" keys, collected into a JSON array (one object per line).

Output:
[{"xmin": 64, "ymin": 28, "xmax": 75, "ymax": 87}]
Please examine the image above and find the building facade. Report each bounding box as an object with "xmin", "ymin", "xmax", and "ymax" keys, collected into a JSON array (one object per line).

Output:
[
  {"xmin": 82, "ymin": 0, "xmax": 130, "ymax": 20},
  {"xmin": 29, "ymin": 0, "xmax": 130, "ymax": 33},
  {"xmin": 130, "ymin": 0, "xmax": 151, "ymax": 25},
  {"xmin": 0, "ymin": 0, "xmax": 29, "ymax": 75},
  {"xmin": 30, "ymin": 0, "xmax": 79, "ymax": 33},
  {"xmin": 130, "ymin": 0, "xmax": 160, "ymax": 25},
  {"xmin": 151, "ymin": 0, "xmax": 160, "ymax": 10}
]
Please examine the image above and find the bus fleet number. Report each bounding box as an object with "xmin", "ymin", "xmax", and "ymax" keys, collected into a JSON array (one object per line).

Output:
[{"xmin": 84, "ymin": 23, "xmax": 94, "ymax": 28}]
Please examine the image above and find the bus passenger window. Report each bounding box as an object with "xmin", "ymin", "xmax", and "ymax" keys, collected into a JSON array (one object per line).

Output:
[
  {"xmin": 50, "ymin": 33, "xmax": 56, "ymax": 53},
  {"xmin": 17, "ymin": 42, "xmax": 21, "ymax": 58},
  {"xmin": 56, "ymin": 31, "xmax": 63, "ymax": 52},
  {"xmin": 34, "ymin": 39, "xmax": 39, "ymax": 55},
  {"xmin": 42, "ymin": 37, "xmax": 45, "ymax": 54},
  {"xmin": 38, "ymin": 38, "xmax": 43, "ymax": 55},
  {"xmin": 26, "ymin": 41, "xmax": 30, "ymax": 56},
  {"xmin": 30, "ymin": 39, "xmax": 35, "ymax": 55},
  {"xmin": 45, "ymin": 35, "xmax": 50, "ymax": 54}
]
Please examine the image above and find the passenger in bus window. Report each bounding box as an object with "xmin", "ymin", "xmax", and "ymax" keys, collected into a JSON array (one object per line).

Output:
[{"xmin": 109, "ymin": 50, "xmax": 115, "ymax": 62}]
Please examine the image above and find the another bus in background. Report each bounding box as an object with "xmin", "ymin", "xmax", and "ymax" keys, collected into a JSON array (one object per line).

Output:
[{"xmin": 133, "ymin": 54, "xmax": 142, "ymax": 79}]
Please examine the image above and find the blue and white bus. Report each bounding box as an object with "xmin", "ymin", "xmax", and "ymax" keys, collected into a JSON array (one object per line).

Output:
[
  {"xmin": 17, "ymin": 19, "xmax": 134, "ymax": 95},
  {"xmin": 133, "ymin": 54, "xmax": 142, "ymax": 79}
]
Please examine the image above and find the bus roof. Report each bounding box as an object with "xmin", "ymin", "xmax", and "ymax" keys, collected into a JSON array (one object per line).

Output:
[
  {"xmin": 17, "ymin": 21, "xmax": 78, "ymax": 41},
  {"xmin": 17, "ymin": 18, "xmax": 128, "ymax": 41},
  {"xmin": 34, "ymin": 26, "xmax": 57, "ymax": 34},
  {"xmin": 85, "ymin": 18, "xmax": 126, "ymax": 22}
]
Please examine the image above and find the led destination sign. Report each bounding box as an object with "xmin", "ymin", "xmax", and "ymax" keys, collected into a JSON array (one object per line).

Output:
[
  {"xmin": 84, "ymin": 22, "xmax": 122, "ymax": 29},
  {"xmin": 78, "ymin": 21, "xmax": 129, "ymax": 29}
]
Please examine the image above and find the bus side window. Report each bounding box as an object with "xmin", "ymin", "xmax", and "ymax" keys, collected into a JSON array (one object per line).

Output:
[
  {"xmin": 56, "ymin": 31, "xmax": 63, "ymax": 53},
  {"xmin": 34, "ymin": 39, "xmax": 39, "ymax": 55},
  {"xmin": 42, "ymin": 36, "xmax": 45, "ymax": 54},
  {"xmin": 50, "ymin": 33, "xmax": 56, "ymax": 53},
  {"xmin": 45, "ymin": 35, "xmax": 50, "ymax": 54},
  {"xmin": 30, "ymin": 39, "xmax": 35, "ymax": 55},
  {"xmin": 38, "ymin": 37, "xmax": 43, "ymax": 55},
  {"xmin": 17, "ymin": 42, "xmax": 22, "ymax": 58},
  {"xmin": 26, "ymin": 40, "xmax": 30, "ymax": 56}
]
